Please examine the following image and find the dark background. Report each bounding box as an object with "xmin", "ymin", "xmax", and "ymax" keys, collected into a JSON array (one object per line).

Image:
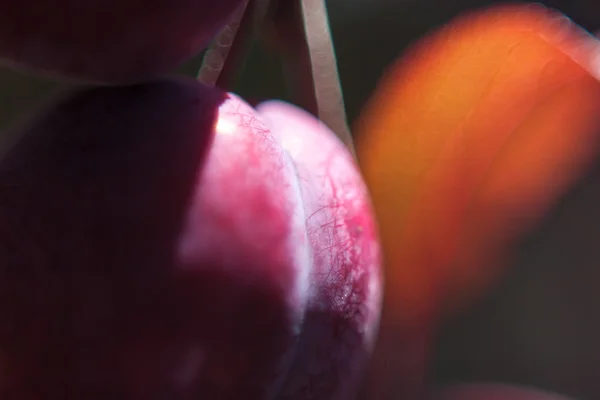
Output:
[{"xmin": 2, "ymin": 1, "xmax": 600, "ymax": 398}]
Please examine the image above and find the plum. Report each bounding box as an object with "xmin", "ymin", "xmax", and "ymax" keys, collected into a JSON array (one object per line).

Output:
[
  {"xmin": 430, "ymin": 383, "xmax": 575, "ymax": 400},
  {"xmin": 0, "ymin": 0, "xmax": 244, "ymax": 83},
  {"xmin": 0, "ymin": 76, "xmax": 381, "ymax": 399},
  {"xmin": 258, "ymin": 102, "xmax": 382, "ymax": 399}
]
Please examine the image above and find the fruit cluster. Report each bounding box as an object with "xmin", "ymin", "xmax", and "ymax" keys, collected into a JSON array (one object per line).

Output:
[
  {"xmin": 0, "ymin": 0, "xmax": 382, "ymax": 398},
  {"xmin": 2, "ymin": 0, "xmax": 600, "ymax": 399}
]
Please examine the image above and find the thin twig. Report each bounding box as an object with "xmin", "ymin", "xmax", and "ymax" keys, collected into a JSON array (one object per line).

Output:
[
  {"xmin": 198, "ymin": 0, "xmax": 263, "ymax": 91},
  {"xmin": 300, "ymin": 0, "xmax": 354, "ymax": 156},
  {"xmin": 266, "ymin": 0, "xmax": 355, "ymax": 157},
  {"xmin": 199, "ymin": 0, "xmax": 354, "ymax": 158}
]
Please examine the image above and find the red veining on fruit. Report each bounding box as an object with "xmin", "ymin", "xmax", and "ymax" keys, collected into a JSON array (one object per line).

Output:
[{"xmin": 259, "ymin": 101, "xmax": 381, "ymax": 399}]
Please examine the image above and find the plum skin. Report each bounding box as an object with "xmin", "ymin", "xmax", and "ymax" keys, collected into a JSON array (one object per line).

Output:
[
  {"xmin": 0, "ymin": 77, "xmax": 382, "ymax": 399},
  {"xmin": 0, "ymin": 0, "xmax": 244, "ymax": 83},
  {"xmin": 258, "ymin": 102, "xmax": 382, "ymax": 399}
]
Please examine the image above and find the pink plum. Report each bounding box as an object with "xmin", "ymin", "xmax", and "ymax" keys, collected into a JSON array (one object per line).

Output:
[
  {"xmin": 0, "ymin": 77, "xmax": 381, "ymax": 399},
  {"xmin": 258, "ymin": 101, "xmax": 382, "ymax": 399},
  {"xmin": 0, "ymin": 0, "xmax": 244, "ymax": 83}
]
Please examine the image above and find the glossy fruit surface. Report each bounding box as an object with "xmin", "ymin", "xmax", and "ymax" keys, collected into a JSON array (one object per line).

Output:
[
  {"xmin": 258, "ymin": 101, "xmax": 382, "ymax": 399},
  {"xmin": 0, "ymin": 77, "xmax": 381, "ymax": 399},
  {"xmin": 354, "ymin": 4, "xmax": 600, "ymax": 399},
  {"xmin": 0, "ymin": 0, "xmax": 243, "ymax": 83}
]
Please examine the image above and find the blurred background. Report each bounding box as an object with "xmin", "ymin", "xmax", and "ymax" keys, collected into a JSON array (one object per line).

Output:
[{"xmin": 3, "ymin": 0, "xmax": 600, "ymax": 398}]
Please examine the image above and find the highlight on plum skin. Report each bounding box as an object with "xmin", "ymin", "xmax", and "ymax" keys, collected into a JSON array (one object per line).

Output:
[
  {"xmin": 0, "ymin": 0, "xmax": 244, "ymax": 83},
  {"xmin": 258, "ymin": 101, "xmax": 383, "ymax": 399},
  {"xmin": 0, "ymin": 77, "xmax": 382, "ymax": 399}
]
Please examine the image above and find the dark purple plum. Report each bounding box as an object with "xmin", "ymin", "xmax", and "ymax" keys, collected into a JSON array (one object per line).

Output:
[{"xmin": 0, "ymin": 0, "xmax": 244, "ymax": 83}]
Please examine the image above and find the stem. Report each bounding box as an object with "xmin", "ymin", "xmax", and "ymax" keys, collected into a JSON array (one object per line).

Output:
[
  {"xmin": 264, "ymin": 0, "xmax": 356, "ymax": 157},
  {"xmin": 301, "ymin": 0, "xmax": 354, "ymax": 156},
  {"xmin": 199, "ymin": 0, "xmax": 355, "ymax": 158},
  {"xmin": 198, "ymin": 0, "xmax": 268, "ymax": 91}
]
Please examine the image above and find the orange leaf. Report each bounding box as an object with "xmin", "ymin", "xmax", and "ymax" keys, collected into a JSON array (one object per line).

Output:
[
  {"xmin": 355, "ymin": 5, "xmax": 600, "ymax": 398},
  {"xmin": 356, "ymin": 3, "xmax": 600, "ymax": 325}
]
